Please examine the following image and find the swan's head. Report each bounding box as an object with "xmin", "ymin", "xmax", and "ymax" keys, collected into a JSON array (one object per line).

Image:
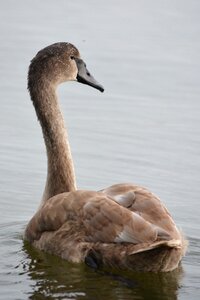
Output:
[{"xmin": 28, "ymin": 42, "xmax": 104, "ymax": 92}]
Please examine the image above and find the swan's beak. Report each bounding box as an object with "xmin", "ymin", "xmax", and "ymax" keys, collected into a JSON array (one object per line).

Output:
[{"xmin": 75, "ymin": 58, "xmax": 104, "ymax": 92}]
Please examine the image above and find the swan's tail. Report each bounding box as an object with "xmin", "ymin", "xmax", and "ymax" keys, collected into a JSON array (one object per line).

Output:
[
  {"xmin": 125, "ymin": 236, "xmax": 187, "ymax": 272},
  {"xmin": 91, "ymin": 235, "xmax": 187, "ymax": 272},
  {"xmin": 129, "ymin": 239, "xmax": 182, "ymax": 255}
]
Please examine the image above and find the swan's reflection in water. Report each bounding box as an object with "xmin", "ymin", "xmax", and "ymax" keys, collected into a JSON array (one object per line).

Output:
[{"xmin": 23, "ymin": 241, "xmax": 184, "ymax": 300}]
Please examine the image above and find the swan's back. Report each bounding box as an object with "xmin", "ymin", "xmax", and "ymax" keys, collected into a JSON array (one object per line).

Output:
[{"xmin": 25, "ymin": 184, "xmax": 186, "ymax": 272}]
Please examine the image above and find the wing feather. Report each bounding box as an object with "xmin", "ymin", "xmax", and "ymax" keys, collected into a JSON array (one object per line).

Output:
[{"xmin": 82, "ymin": 196, "xmax": 160, "ymax": 244}]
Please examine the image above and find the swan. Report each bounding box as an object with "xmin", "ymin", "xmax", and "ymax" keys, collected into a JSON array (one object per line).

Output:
[{"xmin": 24, "ymin": 42, "xmax": 186, "ymax": 272}]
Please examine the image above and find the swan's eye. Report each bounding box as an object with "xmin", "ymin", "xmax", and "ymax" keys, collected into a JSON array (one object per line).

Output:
[
  {"xmin": 70, "ymin": 56, "xmax": 75, "ymax": 60},
  {"xmin": 86, "ymin": 71, "xmax": 90, "ymax": 76}
]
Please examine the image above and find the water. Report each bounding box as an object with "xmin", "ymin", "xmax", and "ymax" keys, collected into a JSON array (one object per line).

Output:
[{"xmin": 0, "ymin": 0, "xmax": 200, "ymax": 299}]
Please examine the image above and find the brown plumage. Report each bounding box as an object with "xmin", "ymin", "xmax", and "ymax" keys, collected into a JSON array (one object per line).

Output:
[{"xmin": 24, "ymin": 42, "xmax": 187, "ymax": 272}]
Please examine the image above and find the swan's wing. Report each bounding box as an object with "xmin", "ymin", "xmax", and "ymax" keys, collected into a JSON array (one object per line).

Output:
[
  {"xmin": 25, "ymin": 189, "xmax": 172, "ymax": 245},
  {"xmin": 101, "ymin": 183, "xmax": 180, "ymax": 239},
  {"xmin": 82, "ymin": 193, "xmax": 171, "ymax": 244}
]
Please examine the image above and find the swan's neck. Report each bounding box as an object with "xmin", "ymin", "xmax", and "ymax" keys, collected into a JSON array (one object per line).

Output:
[{"xmin": 29, "ymin": 79, "xmax": 76, "ymax": 203}]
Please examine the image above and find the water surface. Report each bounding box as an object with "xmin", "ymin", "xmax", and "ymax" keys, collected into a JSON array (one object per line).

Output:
[{"xmin": 0, "ymin": 1, "xmax": 200, "ymax": 299}]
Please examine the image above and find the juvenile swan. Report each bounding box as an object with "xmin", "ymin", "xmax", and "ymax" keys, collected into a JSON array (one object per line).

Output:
[{"xmin": 25, "ymin": 42, "xmax": 186, "ymax": 272}]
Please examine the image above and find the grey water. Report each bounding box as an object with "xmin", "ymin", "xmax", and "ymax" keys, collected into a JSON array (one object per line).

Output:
[{"xmin": 0, "ymin": 0, "xmax": 200, "ymax": 299}]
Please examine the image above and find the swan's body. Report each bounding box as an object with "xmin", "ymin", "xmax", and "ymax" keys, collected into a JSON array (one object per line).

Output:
[{"xmin": 24, "ymin": 42, "xmax": 186, "ymax": 272}]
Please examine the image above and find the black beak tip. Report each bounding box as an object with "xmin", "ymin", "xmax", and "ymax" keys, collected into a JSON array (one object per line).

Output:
[{"xmin": 99, "ymin": 86, "xmax": 104, "ymax": 93}]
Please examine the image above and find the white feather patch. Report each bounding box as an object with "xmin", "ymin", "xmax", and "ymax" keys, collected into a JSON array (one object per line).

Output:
[
  {"xmin": 115, "ymin": 227, "xmax": 138, "ymax": 244},
  {"xmin": 112, "ymin": 192, "xmax": 135, "ymax": 208}
]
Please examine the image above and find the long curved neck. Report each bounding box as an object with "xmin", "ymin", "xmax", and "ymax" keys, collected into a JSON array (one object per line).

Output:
[{"xmin": 29, "ymin": 78, "xmax": 76, "ymax": 203}]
